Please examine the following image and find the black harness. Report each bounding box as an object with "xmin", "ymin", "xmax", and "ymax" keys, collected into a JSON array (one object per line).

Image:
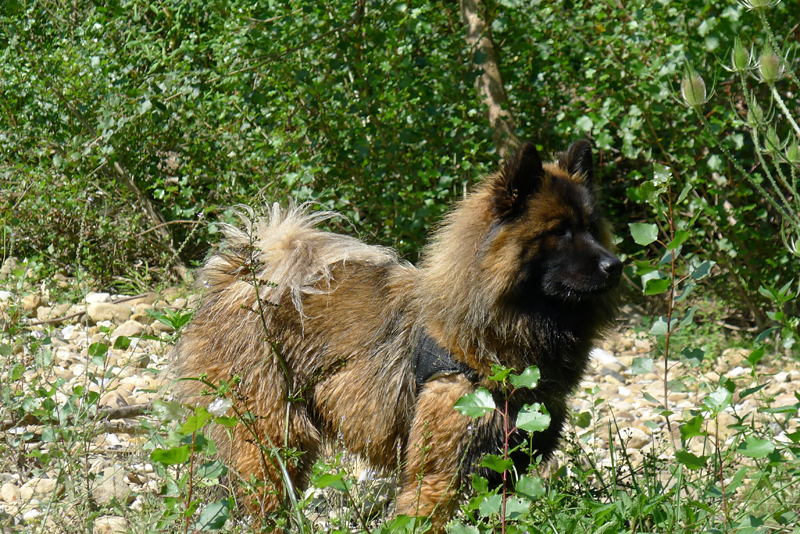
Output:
[{"xmin": 413, "ymin": 330, "xmax": 479, "ymax": 393}]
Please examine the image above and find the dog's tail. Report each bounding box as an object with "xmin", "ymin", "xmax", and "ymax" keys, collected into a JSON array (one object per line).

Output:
[{"xmin": 199, "ymin": 203, "xmax": 397, "ymax": 318}]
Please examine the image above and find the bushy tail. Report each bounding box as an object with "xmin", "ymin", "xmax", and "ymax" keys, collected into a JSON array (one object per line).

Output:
[{"xmin": 200, "ymin": 203, "xmax": 397, "ymax": 317}]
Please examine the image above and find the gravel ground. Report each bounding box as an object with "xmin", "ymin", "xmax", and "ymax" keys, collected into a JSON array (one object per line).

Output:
[{"xmin": 1, "ymin": 288, "xmax": 798, "ymax": 532}]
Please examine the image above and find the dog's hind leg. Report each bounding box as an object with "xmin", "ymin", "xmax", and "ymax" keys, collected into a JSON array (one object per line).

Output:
[
  {"xmin": 396, "ymin": 374, "xmax": 474, "ymax": 531},
  {"xmin": 218, "ymin": 398, "xmax": 322, "ymax": 519}
]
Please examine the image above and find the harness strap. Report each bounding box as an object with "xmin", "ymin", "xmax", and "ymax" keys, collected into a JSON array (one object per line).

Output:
[{"xmin": 413, "ymin": 330, "xmax": 479, "ymax": 394}]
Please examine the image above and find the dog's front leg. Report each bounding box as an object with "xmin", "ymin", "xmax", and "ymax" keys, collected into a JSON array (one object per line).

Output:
[{"xmin": 396, "ymin": 374, "xmax": 475, "ymax": 531}]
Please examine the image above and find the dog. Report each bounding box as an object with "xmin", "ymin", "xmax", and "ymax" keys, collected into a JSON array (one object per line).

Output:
[{"xmin": 172, "ymin": 139, "xmax": 621, "ymax": 529}]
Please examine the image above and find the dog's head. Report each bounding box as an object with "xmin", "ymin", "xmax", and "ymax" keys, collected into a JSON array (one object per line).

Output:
[{"xmin": 485, "ymin": 140, "xmax": 622, "ymax": 303}]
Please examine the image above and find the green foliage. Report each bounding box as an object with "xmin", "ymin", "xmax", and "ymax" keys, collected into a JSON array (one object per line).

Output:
[{"xmin": 2, "ymin": 0, "xmax": 797, "ymax": 328}]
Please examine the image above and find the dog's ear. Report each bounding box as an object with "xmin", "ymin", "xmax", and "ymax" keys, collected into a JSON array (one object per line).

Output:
[
  {"xmin": 558, "ymin": 139, "xmax": 594, "ymax": 185},
  {"xmin": 491, "ymin": 142, "xmax": 544, "ymax": 220}
]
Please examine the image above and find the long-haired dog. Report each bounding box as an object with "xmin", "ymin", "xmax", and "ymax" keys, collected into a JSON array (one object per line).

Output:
[{"xmin": 172, "ymin": 140, "xmax": 621, "ymax": 529}]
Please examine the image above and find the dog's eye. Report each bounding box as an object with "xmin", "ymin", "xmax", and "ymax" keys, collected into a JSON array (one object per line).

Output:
[{"xmin": 553, "ymin": 223, "xmax": 572, "ymax": 239}]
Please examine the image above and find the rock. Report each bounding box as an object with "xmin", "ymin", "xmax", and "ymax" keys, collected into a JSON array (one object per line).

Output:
[
  {"xmin": 92, "ymin": 467, "xmax": 131, "ymax": 505},
  {"xmin": 20, "ymin": 478, "xmax": 59, "ymax": 500},
  {"xmin": 633, "ymin": 338, "xmax": 651, "ymax": 353},
  {"xmin": 22, "ymin": 508, "xmax": 42, "ymax": 522},
  {"xmin": 87, "ymin": 303, "xmax": 132, "ymax": 325},
  {"xmin": 599, "ymin": 368, "xmax": 626, "ymax": 385},
  {"xmin": 172, "ymin": 297, "xmax": 188, "ymax": 309},
  {"xmin": 125, "ymin": 292, "xmax": 157, "ymax": 307},
  {"xmin": 591, "ymin": 348, "xmax": 627, "ymax": 372},
  {"xmin": 1, "ymin": 256, "xmax": 19, "ymax": 277},
  {"xmin": 150, "ymin": 321, "xmax": 174, "ymax": 334},
  {"xmin": 86, "ymin": 292, "xmax": 111, "ymax": 304},
  {"xmin": 36, "ymin": 303, "xmax": 72, "ymax": 323},
  {"xmin": 22, "ymin": 295, "xmax": 46, "ymax": 317},
  {"xmin": 99, "ymin": 391, "xmax": 129, "ymax": 410},
  {"xmin": 0, "ymin": 483, "xmax": 20, "ymax": 503},
  {"xmin": 112, "ymin": 320, "xmax": 145, "ymax": 340},
  {"xmin": 619, "ymin": 427, "xmax": 651, "ymax": 449},
  {"xmin": 774, "ymin": 371, "xmax": 790, "ymax": 383},
  {"xmin": 726, "ymin": 366, "xmax": 748, "ymax": 378},
  {"xmin": 93, "ymin": 515, "xmax": 128, "ymax": 534},
  {"xmin": 0, "ymin": 290, "xmax": 11, "ymax": 301}
]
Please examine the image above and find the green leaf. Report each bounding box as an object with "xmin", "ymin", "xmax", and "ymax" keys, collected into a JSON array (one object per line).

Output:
[
  {"xmin": 644, "ymin": 277, "xmax": 671, "ymax": 295},
  {"xmin": 194, "ymin": 499, "xmax": 231, "ymax": 531},
  {"xmin": 737, "ymin": 436, "xmax": 775, "ymax": 458},
  {"xmin": 704, "ymin": 387, "xmax": 732, "ymax": 415},
  {"xmin": 315, "ymin": 473, "xmax": 348, "ymax": 491},
  {"xmin": 631, "ymin": 357, "xmax": 654, "ymax": 374},
  {"xmin": 454, "ymin": 388, "xmax": 495, "ymax": 418},
  {"xmin": 479, "ymin": 494, "xmax": 502, "ymax": 517},
  {"xmin": 679, "ymin": 306, "xmax": 697, "ymax": 328},
  {"xmin": 629, "ymin": 223, "xmax": 659, "ymax": 246},
  {"xmin": 675, "ymin": 450, "xmax": 708, "ymax": 470},
  {"xmin": 516, "ymin": 403, "xmax": 550, "ymax": 433},
  {"xmin": 447, "ymin": 521, "xmax": 480, "ymax": 534},
  {"xmin": 679, "ymin": 415, "xmax": 706, "ymax": 440},
  {"xmin": 113, "ymin": 336, "xmax": 131, "ymax": 350},
  {"xmin": 181, "ymin": 407, "xmax": 213, "ymax": 434},
  {"xmin": 690, "ymin": 260, "xmax": 715, "ymax": 280},
  {"xmin": 680, "ymin": 347, "xmax": 705, "ymax": 367},
  {"xmin": 88, "ymin": 342, "xmax": 108, "ymax": 363},
  {"xmin": 152, "ymin": 400, "xmax": 185, "ymax": 422},
  {"xmin": 196, "ymin": 460, "xmax": 227, "ymax": 481},
  {"xmin": 480, "ymin": 454, "xmax": 514, "ymax": 474},
  {"xmin": 504, "ymin": 496, "xmax": 530, "ymax": 518},
  {"xmin": 10, "ymin": 364, "xmax": 25, "ymax": 382},
  {"xmin": 509, "ymin": 366, "xmax": 540, "ymax": 389},
  {"xmin": 151, "ymin": 445, "xmax": 191, "ymax": 465},
  {"xmin": 574, "ymin": 411, "xmax": 592, "ymax": 428},
  {"xmin": 667, "ymin": 230, "xmax": 691, "ymax": 250},
  {"xmin": 515, "ymin": 475, "xmax": 545, "ymax": 501},
  {"xmin": 489, "ymin": 365, "xmax": 512, "ymax": 382}
]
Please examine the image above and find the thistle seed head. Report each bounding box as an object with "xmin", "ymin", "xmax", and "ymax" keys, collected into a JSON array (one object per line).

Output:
[
  {"xmin": 681, "ymin": 71, "xmax": 707, "ymax": 108},
  {"xmin": 758, "ymin": 46, "xmax": 784, "ymax": 84}
]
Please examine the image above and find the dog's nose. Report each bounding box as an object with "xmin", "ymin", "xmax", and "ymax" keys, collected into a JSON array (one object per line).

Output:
[{"xmin": 599, "ymin": 256, "xmax": 622, "ymax": 284}]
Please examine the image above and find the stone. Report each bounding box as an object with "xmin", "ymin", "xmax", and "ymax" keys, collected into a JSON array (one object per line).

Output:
[
  {"xmin": 91, "ymin": 467, "xmax": 131, "ymax": 505},
  {"xmin": 0, "ymin": 483, "xmax": 20, "ymax": 503},
  {"xmin": 86, "ymin": 292, "xmax": 111, "ymax": 304},
  {"xmin": 99, "ymin": 391, "xmax": 129, "ymax": 410},
  {"xmin": 87, "ymin": 303, "xmax": 132, "ymax": 325},
  {"xmin": 112, "ymin": 320, "xmax": 145, "ymax": 340},
  {"xmin": 22, "ymin": 294, "xmax": 46, "ymax": 317},
  {"xmin": 774, "ymin": 371, "xmax": 790, "ymax": 383},
  {"xmin": 0, "ymin": 290, "xmax": 11, "ymax": 301},
  {"xmin": 93, "ymin": 515, "xmax": 128, "ymax": 534},
  {"xmin": 20, "ymin": 478, "xmax": 59, "ymax": 500},
  {"xmin": 619, "ymin": 427, "xmax": 651, "ymax": 449},
  {"xmin": 22, "ymin": 508, "xmax": 42, "ymax": 522},
  {"xmin": 0, "ymin": 256, "xmax": 19, "ymax": 277},
  {"xmin": 36, "ymin": 303, "xmax": 72, "ymax": 323},
  {"xmin": 125, "ymin": 292, "xmax": 157, "ymax": 307}
]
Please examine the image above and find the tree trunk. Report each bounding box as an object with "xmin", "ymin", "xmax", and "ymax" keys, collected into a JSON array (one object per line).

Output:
[{"xmin": 460, "ymin": 0, "xmax": 518, "ymax": 159}]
